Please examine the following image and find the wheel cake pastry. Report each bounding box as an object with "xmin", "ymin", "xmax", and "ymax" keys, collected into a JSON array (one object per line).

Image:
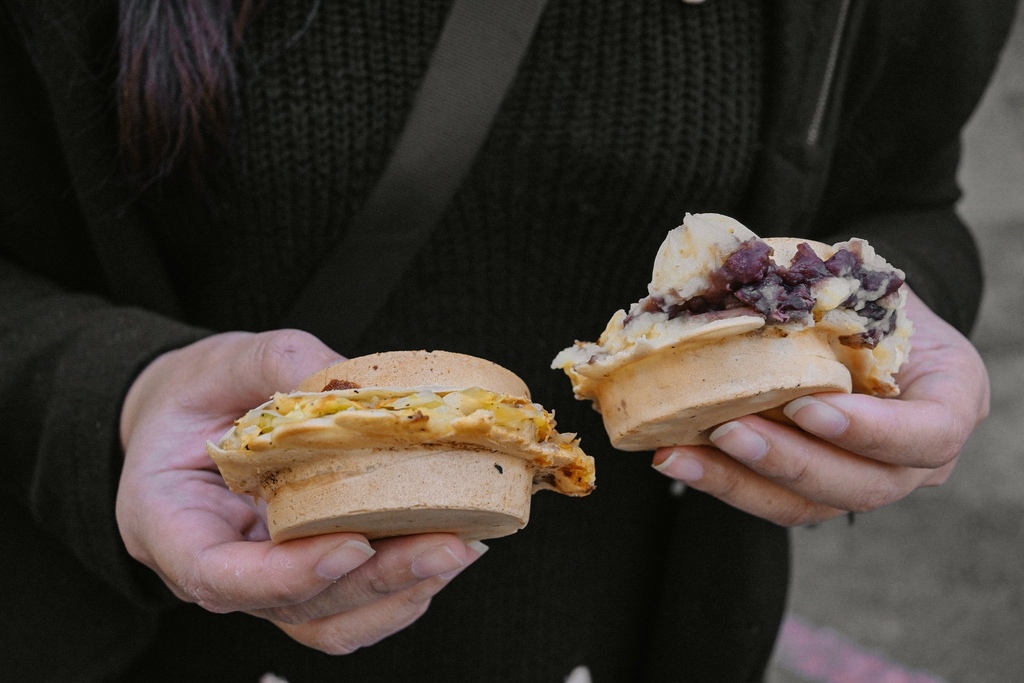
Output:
[
  {"xmin": 552, "ymin": 213, "xmax": 913, "ymax": 449},
  {"xmin": 209, "ymin": 350, "xmax": 595, "ymax": 542}
]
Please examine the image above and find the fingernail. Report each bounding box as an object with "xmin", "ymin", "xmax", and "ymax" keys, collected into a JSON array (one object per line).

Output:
[
  {"xmin": 709, "ymin": 422, "xmax": 768, "ymax": 462},
  {"xmin": 411, "ymin": 545, "xmax": 465, "ymax": 580},
  {"xmin": 652, "ymin": 451, "xmax": 704, "ymax": 483},
  {"xmin": 434, "ymin": 540, "xmax": 490, "ymax": 580},
  {"xmin": 315, "ymin": 540, "xmax": 376, "ymax": 581},
  {"xmin": 466, "ymin": 540, "xmax": 490, "ymax": 556},
  {"xmin": 783, "ymin": 396, "xmax": 849, "ymax": 437}
]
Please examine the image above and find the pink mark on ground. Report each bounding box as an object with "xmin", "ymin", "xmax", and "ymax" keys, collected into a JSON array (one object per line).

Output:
[{"xmin": 775, "ymin": 614, "xmax": 948, "ymax": 683}]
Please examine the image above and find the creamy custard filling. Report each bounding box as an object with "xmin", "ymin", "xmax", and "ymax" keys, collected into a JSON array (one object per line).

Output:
[
  {"xmin": 212, "ymin": 385, "xmax": 595, "ymax": 497},
  {"xmin": 222, "ymin": 387, "xmax": 567, "ymax": 451}
]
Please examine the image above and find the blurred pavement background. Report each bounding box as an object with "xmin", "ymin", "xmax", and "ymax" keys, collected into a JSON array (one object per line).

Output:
[{"xmin": 769, "ymin": 4, "xmax": 1024, "ymax": 683}]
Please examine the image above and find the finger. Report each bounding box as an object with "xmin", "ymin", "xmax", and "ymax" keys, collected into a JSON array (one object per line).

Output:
[
  {"xmin": 124, "ymin": 330, "xmax": 347, "ymax": 441},
  {"xmin": 231, "ymin": 329, "xmax": 346, "ymax": 400},
  {"xmin": 781, "ymin": 392, "xmax": 969, "ymax": 469},
  {"xmin": 118, "ymin": 470, "xmax": 266, "ymax": 562},
  {"xmin": 653, "ymin": 445, "xmax": 846, "ymax": 526},
  {"xmin": 777, "ymin": 290, "xmax": 990, "ymax": 469},
  {"xmin": 258, "ymin": 535, "xmax": 488, "ymax": 624},
  {"xmin": 273, "ymin": 539, "xmax": 489, "ymax": 654},
  {"xmin": 704, "ymin": 416, "xmax": 928, "ymax": 512},
  {"xmin": 274, "ymin": 578, "xmax": 442, "ymax": 656},
  {"xmin": 171, "ymin": 529, "xmax": 377, "ymax": 614}
]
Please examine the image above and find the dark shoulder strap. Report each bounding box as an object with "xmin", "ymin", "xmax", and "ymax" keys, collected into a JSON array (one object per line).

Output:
[{"xmin": 283, "ymin": 0, "xmax": 549, "ymax": 350}]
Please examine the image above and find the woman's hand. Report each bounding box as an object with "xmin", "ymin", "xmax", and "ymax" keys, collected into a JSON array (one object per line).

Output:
[
  {"xmin": 117, "ymin": 330, "xmax": 487, "ymax": 654},
  {"xmin": 651, "ymin": 289, "xmax": 991, "ymax": 526}
]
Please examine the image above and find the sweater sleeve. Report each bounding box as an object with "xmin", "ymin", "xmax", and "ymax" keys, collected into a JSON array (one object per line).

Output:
[
  {"xmin": 0, "ymin": 258, "xmax": 210, "ymax": 606},
  {"xmin": 0, "ymin": 4, "xmax": 213, "ymax": 607},
  {"xmin": 816, "ymin": 139, "xmax": 984, "ymax": 336},
  {"xmin": 811, "ymin": 0, "xmax": 1018, "ymax": 336}
]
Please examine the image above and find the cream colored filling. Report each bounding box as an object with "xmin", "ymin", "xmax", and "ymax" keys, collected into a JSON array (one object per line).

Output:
[{"xmin": 220, "ymin": 387, "xmax": 565, "ymax": 451}]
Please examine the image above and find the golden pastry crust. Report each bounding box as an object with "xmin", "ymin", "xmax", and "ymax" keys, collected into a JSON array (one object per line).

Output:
[{"xmin": 206, "ymin": 350, "xmax": 594, "ymax": 542}]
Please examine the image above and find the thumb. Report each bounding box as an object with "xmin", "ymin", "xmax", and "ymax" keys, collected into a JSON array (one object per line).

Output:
[
  {"xmin": 229, "ymin": 329, "xmax": 346, "ymax": 402},
  {"xmin": 124, "ymin": 329, "xmax": 345, "ymax": 445}
]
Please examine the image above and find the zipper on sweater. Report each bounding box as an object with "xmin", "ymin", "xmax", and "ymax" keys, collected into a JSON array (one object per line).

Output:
[{"xmin": 805, "ymin": 0, "xmax": 853, "ymax": 147}]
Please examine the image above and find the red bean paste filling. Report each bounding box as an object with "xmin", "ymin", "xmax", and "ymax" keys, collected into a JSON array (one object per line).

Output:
[
  {"xmin": 321, "ymin": 379, "xmax": 361, "ymax": 391},
  {"xmin": 634, "ymin": 240, "xmax": 904, "ymax": 349}
]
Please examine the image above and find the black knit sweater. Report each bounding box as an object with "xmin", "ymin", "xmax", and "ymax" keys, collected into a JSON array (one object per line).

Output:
[
  {"xmin": 148, "ymin": 0, "xmax": 762, "ymax": 346},
  {"xmin": 129, "ymin": 1, "xmax": 768, "ymax": 680},
  {"xmin": 5, "ymin": 0, "xmax": 1014, "ymax": 680}
]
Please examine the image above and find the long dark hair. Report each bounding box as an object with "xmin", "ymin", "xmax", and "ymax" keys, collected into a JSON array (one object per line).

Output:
[{"xmin": 116, "ymin": 0, "xmax": 257, "ymax": 183}]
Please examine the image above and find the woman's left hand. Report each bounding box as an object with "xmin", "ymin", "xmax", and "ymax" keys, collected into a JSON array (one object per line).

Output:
[{"xmin": 651, "ymin": 289, "xmax": 991, "ymax": 526}]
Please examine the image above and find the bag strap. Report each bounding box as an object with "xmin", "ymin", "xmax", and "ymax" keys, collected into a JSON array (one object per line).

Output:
[{"xmin": 282, "ymin": 0, "xmax": 549, "ymax": 350}]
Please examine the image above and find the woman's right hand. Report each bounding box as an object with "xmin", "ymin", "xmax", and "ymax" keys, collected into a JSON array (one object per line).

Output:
[{"xmin": 116, "ymin": 329, "xmax": 487, "ymax": 654}]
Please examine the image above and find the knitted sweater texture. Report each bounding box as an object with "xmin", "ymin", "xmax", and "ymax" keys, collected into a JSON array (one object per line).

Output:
[
  {"xmin": 149, "ymin": 0, "xmax": 762, "ymax": 354},
  {"xmin": 131, "ymin": 1, "xmax": 767, "ymax": 680},
  {"xmin": 6, "ymin": 0, "xmax": 1015, "ymax": 680}
]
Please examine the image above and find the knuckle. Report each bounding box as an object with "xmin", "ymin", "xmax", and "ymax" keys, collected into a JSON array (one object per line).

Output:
[
  {"xmin": 710, "ymin": 459, "xmax": 745, "ymax": 499},
  {"xmin": 917, "ymin": 420, "xmax": 967, "ymax": 469},
  {"xmin": 847, "ymin": 477, "xmax": 903, "ymax": 513},
  {"xmin": 261, "ymin": 550, "xmax": 319, "ymax": 604},
  {"xmin": 255, "ymin": 329, "xmax": 318, "ymax": 374},
  {"xmin": 184, "ymin": 580, "xmax": 234, "ymax": 614},
  {"xmin": 860, "ymin": 403, "xmax": 974, "ymax": 470},
  {"xmin": 362, "ymin": 566, "xmax": 396, "ymax": 599},
  {"xmin": 321, "ymin": 565, "xmax": 395, "ymax": 610},
  {"xmin": 179, "ymin": 562, "xmax": 232, "ymax": 613},
  {"xmin": 939, "ymin": 423, "xmax": 970, "ymax": 464},
  {"xmin": 118, "ymin": 531, "xmax": 147, "ymax": 565},
  {"xmin": 284, "ymin": 624, "xmax": 362, "ymax": 656},
  {"xmin": 181, "ymin": 549, "xmax": 251, "ymax": 615},
  {"xmin": 397, "ymin": 593, "xmax": 433, "ymax": 624},
  {"xmin": 268, "ymin": 603, "xmax": 314, "ymax": 625},
  {"xmin": 319, "ymin": 640, "xmax": 361, "ymax": 657},
  {"xmin": 775, "ymin": 499, "xmax": 821, "ymax": 528},
  {"xmin": 977, "ymin": 392, "xmax": 991, "ymax": 422},
  {"xmin": 395, "ymin": 582, "xmax": 441, "ymax": 612},
  {"xmin": 368, "ymin": 591, "xmax": 434, "ymax": 639},
  {"xmin": 925, "ymin": 467, "xmax": 953, "ymax": 487},
  {"xmin": 282, "ymin": 594, "xmax": 434, "ymax": 656},
  {"xmin": 857, "ymin": 426, "xmax": 894, "ymax": 460},
  {"xmin": 845, "ymin": 497, "xmax": 879, "ymax": 515},
  {"xmin": 774, "ymin": 451, "xmax": 813, "ymax": 487}
]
